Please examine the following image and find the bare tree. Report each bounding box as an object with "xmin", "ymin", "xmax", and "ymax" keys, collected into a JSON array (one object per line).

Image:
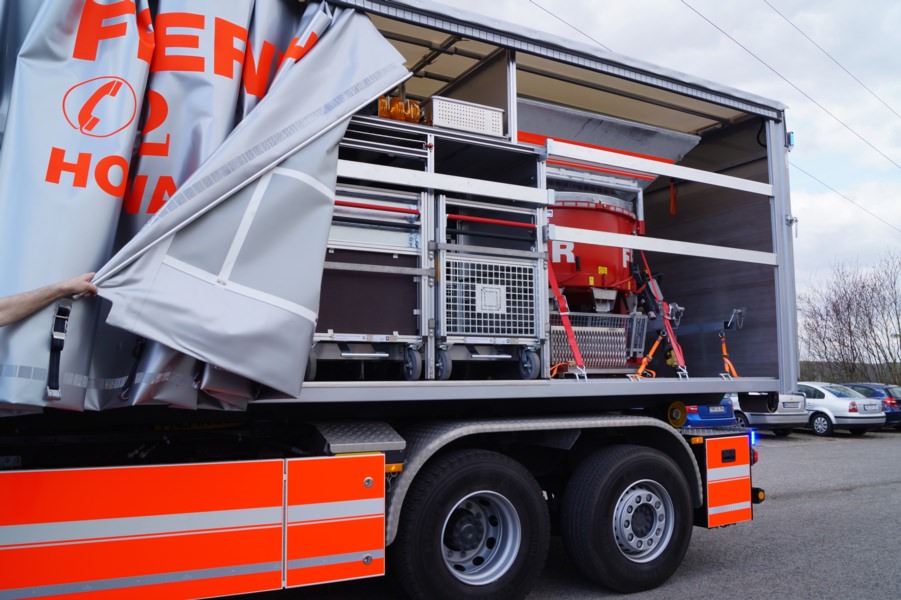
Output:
[{"xmin": 798, "ymin": 252, "xmax": 901, "ymax": 383}]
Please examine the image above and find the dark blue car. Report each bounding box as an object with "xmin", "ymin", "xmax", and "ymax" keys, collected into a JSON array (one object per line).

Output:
[
  {"xmin": 842, "ymin": 383, "xmax": 901, "ymax": 430},
  {"xmin": 683, "ymin": 396, "xmax": 736, "ymax": 428}
]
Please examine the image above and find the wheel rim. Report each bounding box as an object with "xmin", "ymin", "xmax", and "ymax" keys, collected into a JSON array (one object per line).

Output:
[
  {"xmin": 812, "ymin": 415, "xmax": 829, "ymax": 434},
  {"xmin": 612, "ymin": 479, "xmax": 674, "ymax": 563},
  {"xmin": 441, "ymin": 491, "xmax": 522, "ymax": 585}
]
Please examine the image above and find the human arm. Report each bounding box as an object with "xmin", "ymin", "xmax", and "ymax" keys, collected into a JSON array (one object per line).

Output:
[{"xmin": 0, "ymin": 273, "xmax": 98, "ymax": 327}]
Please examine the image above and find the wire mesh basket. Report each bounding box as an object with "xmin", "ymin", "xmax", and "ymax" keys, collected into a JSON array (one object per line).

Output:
[{"xmin": 442, "ymin": 255, "xmax": 538, "ymax": 338}]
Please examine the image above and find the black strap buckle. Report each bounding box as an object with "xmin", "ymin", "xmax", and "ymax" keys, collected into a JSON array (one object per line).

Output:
[{"xmin": 46, "ymin": 302, "xmax": 72, "ymax": 400}]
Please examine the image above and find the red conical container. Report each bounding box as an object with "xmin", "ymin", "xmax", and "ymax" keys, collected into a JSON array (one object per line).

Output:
[{"xmin": 549, "ymin": 192, "xmax": 637, "ymax": 293}]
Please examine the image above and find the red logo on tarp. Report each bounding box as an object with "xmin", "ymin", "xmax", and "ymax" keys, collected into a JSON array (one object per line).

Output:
[{"xmin": 62, "ymin": 76, "xmax": 137, "ymax": 137}]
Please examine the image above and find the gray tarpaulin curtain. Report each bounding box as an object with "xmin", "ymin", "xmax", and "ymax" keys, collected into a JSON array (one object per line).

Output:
[
  {"xmin": 0, "ymin": 0, "xmax": 153, "ymax": 412},
  {"xmin": 0, "ymin": 0, "xmax": 409, "ymax": 410}
]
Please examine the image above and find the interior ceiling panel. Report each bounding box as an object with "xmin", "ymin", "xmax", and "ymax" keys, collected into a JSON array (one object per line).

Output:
[
  {"xmin": 367, "ymin": 13, "xmax": 753, "ymax": 134},
  {"xmin": 516, "ymin": 54, "xmax": 746, "ymax": 134},
  {"xmin": 517, "ymin": 71, "xmax": 719, "ymax": 134}
]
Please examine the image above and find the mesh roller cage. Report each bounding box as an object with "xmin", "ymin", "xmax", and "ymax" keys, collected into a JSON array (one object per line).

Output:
[
  {"xmin": 550, "ymin": 312, "xmax": 648, "ymax": 370},
  {"xmin": 440, "ymin": 255, "xmax": 540, "ymax": 339}
]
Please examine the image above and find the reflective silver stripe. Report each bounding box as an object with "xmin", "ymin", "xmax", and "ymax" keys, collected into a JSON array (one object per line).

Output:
[
  {"xmin": 287, "ymin": 548, "xmax": 384, "ymax": 571},
  {"xmin": 271, "ymin": 166, "xmax": 333, "ymax": 199},
  {"xmin": 707, "ymin": 464, "xmax": 750, "ymax": 482},
  {"xmin": 0, "ymin": 561, "xmax": 281, "ymax": 600},
  {"xmin": 161, "ymin": 255, "xmax": 318, "ymax": 322},
  {"xmin": 0, "ymin": 507, "xmax": 282, "ymax": 547},
  {"xmin": 220, "ymin": 172, "xmax": 274, "ymax": 281},
  {"xmin": 287, "ymin": 498, "xmax": 383, "ymax": 523},
  {"xmin": 219, "ymin": 167, "xmax": 331, "ymax": 282},
  {"xmin": 708, "ymin": 501, "xmax": 752, "ymax": 515}
]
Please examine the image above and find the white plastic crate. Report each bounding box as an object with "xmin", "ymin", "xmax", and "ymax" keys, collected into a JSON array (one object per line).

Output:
[{"xmin": 430, "ymin": 96, "xmax": 504, "ymax": 137}]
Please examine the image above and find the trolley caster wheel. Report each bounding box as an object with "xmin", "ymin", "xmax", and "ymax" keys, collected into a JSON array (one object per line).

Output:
[
  {"xmin": 517, "ymin": 351, "xmax": 540, "ymax": 380},
  {"xmin": 436, "ymin": 349, "xmax": 452, "ymax": 380},
  {"xmin": 403, "ymin": 347, "xmax": 423, "ymax": 381}
]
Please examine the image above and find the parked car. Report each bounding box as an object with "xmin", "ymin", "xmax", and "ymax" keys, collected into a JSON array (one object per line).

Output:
[
  {"xmin": 797, "ymin": 382, "xmax": 886, "ymax": 436},
  {"xmin": 842, "ymin": 383, "xmax": 901, "ymax": 430},
  {"xmin": 684, "ymin": 396, "xmax": 737, "ymax": 428},
  {"xmin": 726, "ymin": 391, "xmax": 807, "ymax": 437}
]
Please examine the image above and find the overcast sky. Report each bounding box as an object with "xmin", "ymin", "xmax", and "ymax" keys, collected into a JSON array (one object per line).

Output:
[{"xmin": 435, "ymin": 0, "xmax": 901, "ymax": 293}]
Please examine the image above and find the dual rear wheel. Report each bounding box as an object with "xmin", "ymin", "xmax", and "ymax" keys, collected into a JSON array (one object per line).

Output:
[{"xmin": 391, "ymin": 445, "xmax": 692, "ymax": 598}]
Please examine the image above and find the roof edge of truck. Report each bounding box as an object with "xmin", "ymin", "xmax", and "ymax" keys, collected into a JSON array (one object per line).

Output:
[{"xmin": 333, "ymin": 0, "xmax": 787, "ymax": 118}]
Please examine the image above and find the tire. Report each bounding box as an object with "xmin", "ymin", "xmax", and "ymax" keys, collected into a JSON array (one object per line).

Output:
[
  {"xmin": 734, "ymin": 412, "xmax": 750, "ymax": 428},
  {"xmin": 561, "ymin": 445, "xmax": 693, "ymax": 593},
  {"xmin": 391, "ymin": 449, "xmax": 550, "ymax": 600},
  {"xmin": 517, "ymin": 350, "xmax": 540, "ymax": 380},
  {"xmin": 402, "ymin": 347, "xmax": 423, "ymax": 381},
  {"xmin": 849, "ymin": 428, "xmax": 868, "ymax": 436},
  {"xmin": 772, "ymin": 428, "xmax": 792, "ymax": 438},
  {"xmin": 436, "ymin": 349, "xmax": 452, "ymax": 381},
  {"xmin": 810, "ymin": 412, "xmax": 833, "ymax": 436}
]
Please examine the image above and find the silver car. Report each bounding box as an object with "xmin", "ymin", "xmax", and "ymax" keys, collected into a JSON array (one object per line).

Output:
[
  {"xmin": 727, "ymin": 392, "xmax": 807, "ymax": 437},
  {"xmin": 797, "ymin": 382, "xmax": 886, "ymax": 436}
]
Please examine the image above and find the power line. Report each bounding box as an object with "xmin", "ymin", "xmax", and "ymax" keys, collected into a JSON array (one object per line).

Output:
[
  {"xmin": 789, "ymin": 161, "xmax": 901, "ymax": 235},
  {"xmin": 528, "ymin": 0, "xmax": 610, "ymax": 51},
  {"xmin": 680, "ymin": 0, "xmax": 901, "ymax": 173},
  {"xmin": 761, "ymin": 0, "xmax": 901, "ymax": 122}
]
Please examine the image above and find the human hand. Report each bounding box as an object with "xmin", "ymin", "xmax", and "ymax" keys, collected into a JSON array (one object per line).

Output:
[{"xmin": 62, "ymin": 273, "xmax": 99, "ymax": 298}]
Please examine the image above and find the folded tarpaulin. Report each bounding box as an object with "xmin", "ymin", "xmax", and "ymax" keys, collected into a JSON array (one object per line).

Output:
[
  {"xmin": 0, "ymin": 0, "xmax": 408, "ymax": 411},
  {"xmin": 94, "ymin": 6, "xmax": 409, "ymax": 400}
]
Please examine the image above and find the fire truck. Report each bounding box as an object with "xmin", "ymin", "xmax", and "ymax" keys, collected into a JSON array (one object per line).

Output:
[{"xmin": 0, "ymin": 1, "xmax": 798, "ymax": 598}]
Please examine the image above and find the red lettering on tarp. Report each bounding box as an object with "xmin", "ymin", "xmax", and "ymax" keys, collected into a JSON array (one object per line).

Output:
[
  {"xmin": 96, "ymin": 155, "xmax": 129, "ymax": 196},
  {"xmin": 138, "ymin": 91, "xmax": 171, "ymax": 157},
  {"xmin": 147, "ymin": 175, "xmax": 177, "ymax": 213},
  {"xmin": 136, "ymin": 7, "xmax": 155, "ymax": 64},
  {"xmin": 152, "ymin": 12, "xmax": 205, "ymax": 72},
  {"xmin": 213, "ymin": 18, "xmax": 247, "ymax": 80},
  {"xmin": 281, "ymin": 32, "xmax": 319, "ymax": 67},
  {"xmin": 62, "ymin": 77, "xmax": 137, "ymax": 138},
  {"xmin": 46, "ymin": 148, "xmax": 91, "ymax": 188},
  {"xmin": 45, "ymin": 149, "xmax": 127, "ymax": 197},
  {"xmin": 243, "ymin": 41, "xmax": 277, "ymax": 98},
  {"xmin": 73, "ymin": 0, "xmax": 136, "ymax": 61},
  {"xmin": 124, "ymin": 175, "xmax": 176, "ymax": 214},
  {"xmin": 124, "ymin": 174, "xmax": 148, "ymax": 213}
]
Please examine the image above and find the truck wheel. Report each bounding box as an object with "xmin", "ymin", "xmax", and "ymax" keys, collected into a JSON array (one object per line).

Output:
[
  {"xmin": 391, "ymin": 449, "xmax": 550, "ymax": 600},
  {"xmin": 561, "ymin": 445, "xmax": 692, "ymax": 593},
  {"xmin": 403, "ymin": 347, "xmax": 423, "ymax": 381},
  {"xmin": 810, "ymin": 412, "xmax": 833, "ymax": 436}
]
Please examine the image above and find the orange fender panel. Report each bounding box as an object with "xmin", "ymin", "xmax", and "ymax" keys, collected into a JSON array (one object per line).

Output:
[
  {"xmin": 0, "ymin": 461, "xmax": 284, "ymax": 598},
  {"xmin": 285, "ymin": 454, "xmax": 385, "ymax": 587},
  {"xmin": 704, "ymin": 435, "xmax": 753, "ymax": 527}
]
